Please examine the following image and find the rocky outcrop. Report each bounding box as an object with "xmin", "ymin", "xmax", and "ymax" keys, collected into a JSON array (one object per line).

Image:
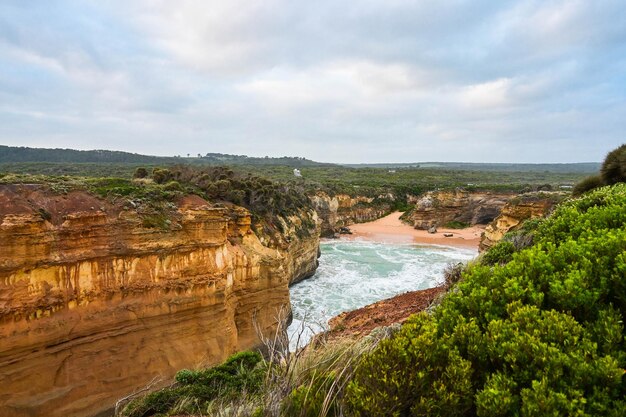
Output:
[
  {"xmin": 479, "ymin": 193, "xmax": 566, "ymax": 251},
  {"xmin": 0, "ymin": 185, "xmax": 319, "ymax": 417},
  {"xmin": 309, "ymin": 192, "xmax": 391, "ymax": 237},
  {"xmin": 408, "ymin": 190, "xmax": 514, "ymax": 230},
  {"xmin": 327, "ymin": 287, "xmax": 445, "ymax": 340}
]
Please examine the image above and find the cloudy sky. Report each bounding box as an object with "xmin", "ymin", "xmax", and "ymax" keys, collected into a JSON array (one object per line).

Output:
[{"xmin": 1, "ymin": 1, "xmax": 625, "ymax": 163}]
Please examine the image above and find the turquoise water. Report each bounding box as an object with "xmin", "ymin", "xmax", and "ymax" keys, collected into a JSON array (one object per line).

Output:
[{"xmin": 287, "ymin": 240, "xmax": 476, "ymax": 349}]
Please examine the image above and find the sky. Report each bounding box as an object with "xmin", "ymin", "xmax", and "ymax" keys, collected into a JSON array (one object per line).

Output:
[{"xmin": 0, "ymin": 1, "xmax": 625, "ymax": 163}]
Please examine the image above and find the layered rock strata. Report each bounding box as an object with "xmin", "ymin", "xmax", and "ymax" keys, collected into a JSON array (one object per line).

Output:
[
  {"xmin": 408, "ymin": 190, "xmax": 514, "ymax": 230},
  {"xmin": 0, "ymin": 185, "xmax": 319, "ymax": 417},
  {"xmin": 479, "ymin": 193, "xmax": 565, "ymax": 251},
  {"xmin": 309, "ymin": 192, "xmax": 391, "ymax": 237}
]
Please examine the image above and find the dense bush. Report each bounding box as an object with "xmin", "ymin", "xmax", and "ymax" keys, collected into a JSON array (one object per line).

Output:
[
  {"xmin": 601, "ymin": 143, "xmax": 626, "ymax": 185},
  {"xmin": 346, "ymin": 184, "xmax": 626, "ymax": 416},
  {"xmin": 573, "ymin": 174, "xmax": 603, "ymax": 196},
  {"xmin": 347, "ymin": 314, "xmax": 473, "ymax": 417},
  {"xmin": 480, "ymin": 240, "xmax": 515, "ymax": 265},
  {"xmin": 573, "ymin": 143, "xmax": 626, "ymax": 195},
  {"xmin": 121, "ymin": 351, "xmax": 265, "ymax": 417},
  {"xmin": 133, "ymin": 167, "xmax": 149, "ymax": 179}
]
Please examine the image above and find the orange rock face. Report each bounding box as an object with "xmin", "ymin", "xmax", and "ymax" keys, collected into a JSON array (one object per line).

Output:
[
  {"xmin": 479, "ymin": 193, "xmax": 566, "ymax": 251},
  {"xmin": 0, "ymin": 185, "xmax": 320, "ymax": 417},
  {"xmin": 309, "ymin": 192, "xmax": 390, "ymax": 237},
  {"xmin": 409, "ymin": 189, "xmax": 514, "ymax": 230}
]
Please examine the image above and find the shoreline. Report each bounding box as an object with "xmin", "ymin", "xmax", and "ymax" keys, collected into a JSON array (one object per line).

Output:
[{"xmin": 340, "ymin": 211, "xmax": 484, "ymax": 250}]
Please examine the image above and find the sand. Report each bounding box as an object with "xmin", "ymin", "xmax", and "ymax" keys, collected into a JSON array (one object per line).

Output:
[{"xmin": 341, "ymin": 211, "xmax": 484, "ymax": 249}]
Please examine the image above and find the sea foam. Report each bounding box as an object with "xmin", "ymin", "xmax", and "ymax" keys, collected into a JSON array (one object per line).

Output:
[{"xmin": 287, "ymin": 239, "xmax": 476, "ymax": 350}]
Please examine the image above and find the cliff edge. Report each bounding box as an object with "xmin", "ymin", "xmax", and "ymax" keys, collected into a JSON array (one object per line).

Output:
[{"xmin": 0, "ymin": 183, "xmax": 319, "ymax": 417}]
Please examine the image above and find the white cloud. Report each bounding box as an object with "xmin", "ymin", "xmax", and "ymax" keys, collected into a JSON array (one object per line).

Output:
[{"xmin": 459, "ymin": 78, "xmax": 513, "ymax": 109}]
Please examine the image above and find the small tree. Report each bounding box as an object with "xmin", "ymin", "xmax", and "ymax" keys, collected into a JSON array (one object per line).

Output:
[
  {"xmin": 600, "ymin": 143, "xmax": 626, "ymax": 185},
  {"xmin": 133, "ymin": 167, "xmax": 148, "ymax": 179},
  {"xmin": 572, "ymin": 174, "xmax": 603, "ymax": 196},
  {"xmin": 152, "ymin": 168, "xmax": 172, "ymax": 184}
]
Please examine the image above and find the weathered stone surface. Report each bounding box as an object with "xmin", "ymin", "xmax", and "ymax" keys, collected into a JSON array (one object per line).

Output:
[
  {"xmin": 479, "ymin": 193, "xmax": 565, "ymax": 251},
  {"xmin": 0, "ymin": 185, "xmax": 319, "ymax": 417},
  {"xmin": 408, "ymin": 190, "xmax": 514, "ymax": 230},
  {"xmin": 309, "ymin": 192, "xmax": 390, "ymax": 237}
]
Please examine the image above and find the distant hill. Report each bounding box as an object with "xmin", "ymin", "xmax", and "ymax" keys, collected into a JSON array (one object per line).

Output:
[
  {"xmin": 0, "ymin": 146, "xmax": 179, "ymax": 164},
  {"xmin": 197, "ymin": 153, "xmax": 333, "ymax": 167},
  {"xmin": 0, "ymin": 145, "xmax": 600, "ymax": 172},
  {"xmin": 343, "ymin": 161, "xmax": 601, "ymax": 173},
  {"xmin": 0, "ymin": 146, "xmax": 331, "ymax": 167}
]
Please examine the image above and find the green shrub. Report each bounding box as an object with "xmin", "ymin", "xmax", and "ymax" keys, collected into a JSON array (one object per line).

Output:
[
  {"xmin": 444, "ymin": 220, "xmax": 470, "ymax": 229},
  {"xmin": 152, "ymin": 168, "xmax": 172, "ymax": 184},
  {"xmin": 162, "ymin": 180, "xmax": 183, "ymax": 192},
  {"xmin": 347, "ymin": 313, "xmax": 473, "ymax": 417},
  {"xmin": 141, "ymin": 213, "xmax": 169, "ymax": 229},
  {"xmin": 133, "ymin": 167, "xmax": 149, "ymax": 179},
  {"xmin": 573, "ymin": 174, "xmax": 604, "ymax": 196},
  {"xmin": 123, "ymin": 351, "xmax": 264, "ymax": 417},
  {"xmin": 174, "ymin": 351, "xmax": 264, "ymax": 389},
  {"xmin": 601, "ymin": 143, "xmax": 626, "ymax": 185},
  {"xmin": 88, "ymin": 177, "xmax": 140, "ymax": 197},
  {"xmin": 481, "ymin": 240, "xmax": 515, "ymax": 265}
]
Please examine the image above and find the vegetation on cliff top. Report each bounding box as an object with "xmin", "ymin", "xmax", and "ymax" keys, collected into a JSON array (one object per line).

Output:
[
  {"xmin": 1, "ymin": 149, "xmax": 592, "ymax": 197},
  {"xmin": 118, "ymin": 182, "xmax": 626, "ymax": 416},
  {"xmin": 0, "ymin": 166, "xmax": 316, "ymax": 242}
]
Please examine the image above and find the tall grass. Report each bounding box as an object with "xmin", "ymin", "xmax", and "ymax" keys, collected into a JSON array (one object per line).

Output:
[{"xmin": 117, "ymin": 307, "xmax": 386, "ymax": 417}]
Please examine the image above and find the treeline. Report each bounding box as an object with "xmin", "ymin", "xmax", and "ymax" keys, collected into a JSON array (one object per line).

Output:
[
  {"xmin": 0, "ymin": 145, "xmax": 179, "ymax": 164},
  {"xmin": 345, "ymin": 162, "xmax": 601, "ymax": 173},
  {"xmin": 0, "ymin": 145, "xmax": 328, "ymax": 167}
]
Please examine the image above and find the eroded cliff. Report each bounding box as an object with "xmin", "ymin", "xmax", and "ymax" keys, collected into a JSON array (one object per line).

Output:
[
  {"xmin": 309, "ymin": 192, "xmax": 391, "ymax": 237},
  {"xmin": 0, "ymin": 184, "xmax": 319, "ymax": 417},
  {"xmin": 407, "ymin": 189, "xmax": 514, "ymax": 230},
  {"xmin": 479, "ymin": 192, "xmax": 566, "ymax": 251}
]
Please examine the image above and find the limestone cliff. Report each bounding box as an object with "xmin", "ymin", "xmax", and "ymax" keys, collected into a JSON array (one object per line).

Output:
[
  {"xmin": 479, "ymin": 193, "xmax": 565, "ymax": 251},
  {"xmin": 0, "ymin": 184, "xmax": 319, "ymax": 417},
  {"xmin": 408, "ymin": 190, "xmax": 514, "ymax": 230},
  {"xmin": 309, "ymin": 192, "xmax": 391, "ymax": 237}
]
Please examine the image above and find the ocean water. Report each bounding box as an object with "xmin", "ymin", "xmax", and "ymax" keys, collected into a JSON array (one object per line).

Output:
[{"xmin": 287, "ymin": 239, "xmax": 476, "ymax": 350}]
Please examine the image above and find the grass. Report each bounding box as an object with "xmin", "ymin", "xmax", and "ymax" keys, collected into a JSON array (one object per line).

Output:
[{"xmin": 116, "ymin": 308, "xmax": 386, "ymax": 417}]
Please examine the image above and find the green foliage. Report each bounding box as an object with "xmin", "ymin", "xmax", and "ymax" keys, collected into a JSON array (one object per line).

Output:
[
  {"xmin": 87, "ymin": 177, "xmax": 141, "ymax": 197},
  {"xmin": 152, "ymin": 168, "xmax": 173, "ymax": 184},
  {"xmin": 141, "ymin": 213, "xmax": 170, "ymax": 229},
  {"xmin": 601, "ymin": 143, "xmax": 626, "ymax": 185},
  {"xmin": 347, "ymin": 314, "xmax": 473, "ymax": 417},
  {"xmin": 444, "ymin": 220, "xmax": 470, "ymax": 229},
  {"xmin": 481, "ymin": 240, "xmax": 516, "ymax": 265},
  {"xmin": 573, "ymin": 174, "xmax": 604, "ymax": 196},
  {"xmin": 348, "ymin": 184, "xmax": 626, "ymax": 417},
  {"xmin": 284, "ymin": 371, "xmax": 339, "ymax": 417},
  {"xmin": 572, "ymin": 144, "xmax": 626, "ymax": 196},
  {"xmin": 122, "ymin": 351, "xmax": 265, "ymax": 417},
  {"xmin": 133, "ymin": 167, "xmax": 149, "ymax": 179}
]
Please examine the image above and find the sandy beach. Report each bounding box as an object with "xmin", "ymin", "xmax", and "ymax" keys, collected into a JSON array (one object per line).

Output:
[{"xmin": 341, "ymin": 211, "xmax": 484, "ymax": 249}]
